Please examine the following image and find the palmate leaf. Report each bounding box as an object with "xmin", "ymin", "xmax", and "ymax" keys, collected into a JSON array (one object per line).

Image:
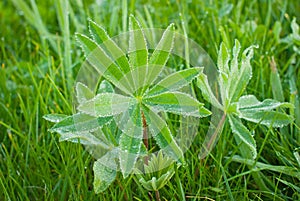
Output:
[
  {"xmin": 77, "ymin": 93, "xmax": 135, "ymax": 117},
  {"xmin": 228, "ymin": 114, "xmax": 257, "ymax": 159},
  {"xmin": 134, "ymin": 151, "xmax": 176, "ymax": 191},
  {"xmin": 142, "ymin": 106, "xmax": 184, "ymax": 162},
  {"xmin": 138, "ymin": 170, "xmax": 174, "ymax": 191},
  {"xmin": 147, "ymin": 67, "xmax": 204, "ymax": 96},
  {"xmin": 118, "ymin": 104, "xmax": 143, "ymax": 178},
  {"xmin": 143, "ymin": 92, "xmax": 211, "ymax": 118}
]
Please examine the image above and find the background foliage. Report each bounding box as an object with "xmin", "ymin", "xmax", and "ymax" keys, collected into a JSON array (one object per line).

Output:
[{"xmin": 1, "ymin": 0, "xmax": 299, "ymax": 200}]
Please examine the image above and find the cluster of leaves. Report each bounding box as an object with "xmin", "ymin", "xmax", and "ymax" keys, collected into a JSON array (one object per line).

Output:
[
  {"xmin": 281, "ymin": 17, "xmax": 300, "ymax": 54},
  {"xmin": 44, "ymin": 17, "xmax": 294, "ymax": 194},
  {"xmin": 44, "ymin": 16, "xmax": 210, "ymax": 193},
  {"xmin": 198, "ymin": 39, "xmax": 294, "ymax": 160}
]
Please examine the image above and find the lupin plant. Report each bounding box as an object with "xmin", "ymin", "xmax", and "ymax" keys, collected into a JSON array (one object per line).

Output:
[
  {"xmin": 197, "ymin": 39, "xmax": 294, "ymax": 190},
  {"xmin": 44, "ymin": 15, "xmax": 211, "ymax": 193},
  {"xmin": 44, "ymin": 15, "xmax": 294, "ymax": 195}
]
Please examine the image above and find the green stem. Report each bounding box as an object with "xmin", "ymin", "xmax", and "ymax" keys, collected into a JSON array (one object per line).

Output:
[{"xmin": 199, "ymin": 112, "xmax": 226, "ymax": 159}]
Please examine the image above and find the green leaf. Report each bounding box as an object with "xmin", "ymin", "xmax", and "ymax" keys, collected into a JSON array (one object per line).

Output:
[
  {"xmin": 118, "ymin": 104, "xmax": 143, "ymax": 178},
  {"xmin": 238, "ymin": 95, "xmax": 294, "ymax": 111},
  {"xmin": 239, "ymin": 110, "xmax": 293, "ymax": 128},
  {"xmin": 142, "ymin": 106, "xmax": 184, "ymax": 162},
  {"xmin": 218, "ymin": 42, "xmax": 230, "ymax": 74},
  {"xmin": 49, "ymin": 113, "xmax": 112, "ymax": 134},
  {"xmin": 89, "ymin": 20, "xmax": 132, "ymax": 79},
  {"xmin": 144, "ymin": 151, "xmax": 175, "ymax": 175},
  {"xmin": 97, "ymin": 80, "xmax": 114, "ymax": 94},
  {"xmin": 291, "ymin": 17, "xmax": 300, "ymax": 45},
  {"xmin": 76, "ymin": 33, "xmax": 132, "ymax": 95},
  {"xmin": 138, "ymin": 170, "xmax": 175, "ymax": 191},
  {"xmin": 227, "ymin": 45, "xmax": 257, "ymax": 103},
  {"xmin": 217, "ymin": 42, "xmax": 230, "ymax": 104},
  {"xmin": 58, "ymin": 131, "xmax": 110, "ymax": 149},
  {"xmin": 228, "ymin": 115, "xmax": 257, "ymax": 159},
  {"xmin": 75, "ymin": 33, "xmax": 97, "ymax": 57},
  {"xmin": 93, "ymin": 150, "xmax": 118, "ymax": 193},
  {"xmin": 230, "ymin": 39, "xmax": 241, "ymax": 74},
  {"xmin": 76, "ymin": 82, "xmax": 94, "ymax": 104},
  {"xmin": 128, "ymin": 15, "xmax": 148, "ymax": 95},
  {"xmin": 43, "ymin": 114, "xmax": 68, "ymax": 123},
  {"xmin": 128, "ymin": 15, "xmax": 148, "ymax": 69},
  {"xmin": 146, "ymin": 23, "xmax": 175, "ymax": 87},
  {"xmin": 144, "ymin": 92, "xmax": 211, "ymax": 118},
  {"xmin": 237, "ymin": 95, "xmax": 294, "ymax": 127},
  {"xmin": 197, "ymin": 73, "xmax": 223, "ymax": 110},
  {"xmin": 78, "ymin": 93, "xmax": 135, "ymax": 117},
  {"xmin": 147, "ymin": 67, "xmax": 203, "ymax": 96}
]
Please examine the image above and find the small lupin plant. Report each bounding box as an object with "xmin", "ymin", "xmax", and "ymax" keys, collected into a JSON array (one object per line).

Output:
[
  {"xmin": 44, "ymin": 15, "xmax": 211, "ymax": 194},
  {"xmin": 197, "ymin": 39, "xmax": 294, "ymax": 190}
]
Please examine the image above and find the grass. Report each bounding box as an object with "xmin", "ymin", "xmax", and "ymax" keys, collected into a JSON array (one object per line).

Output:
[{"xmin": 1, "ymin": 0, "xmax": 300, "ymax": 200}]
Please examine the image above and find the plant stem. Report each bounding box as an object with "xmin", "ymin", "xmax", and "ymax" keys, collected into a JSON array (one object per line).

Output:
[
  {"xmin": 199, "ymin": 112, "xmax": 226, "ymax": 159},
  {"xmin": 155, "ymin": 190, "xmax": 161, "ymax": 201},
  {"xmin": 141, "ymin": 111, "xmax": 148, "ymax": 165}
]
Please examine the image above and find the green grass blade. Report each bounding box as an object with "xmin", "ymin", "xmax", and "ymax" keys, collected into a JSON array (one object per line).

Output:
[
  {"xmin": 231, "ymin": 155, "xmax": 300, "ymax": 179},
  {"xmin": 270, "ymin": 57, "xmax": 284, "ymax": 102},
  {"xmin": 54, "ymin": 0, "xmax": 72, "ymax": 88}
]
